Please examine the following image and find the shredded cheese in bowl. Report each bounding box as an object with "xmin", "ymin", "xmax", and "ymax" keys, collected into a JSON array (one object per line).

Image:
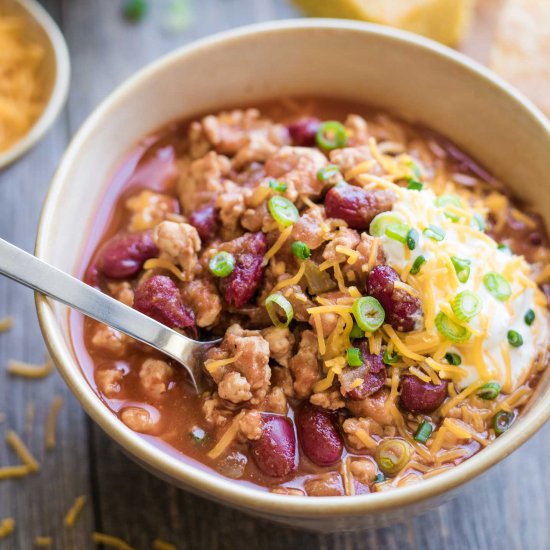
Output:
[{"xmin": 0, "ymin": 13, "xmax": 46, "ymax": 152}]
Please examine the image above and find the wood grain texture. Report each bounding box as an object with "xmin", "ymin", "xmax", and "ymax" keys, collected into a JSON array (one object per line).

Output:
[{"xmin": 0, "ymin": 0, "xmax": 548, "ymax": 548}]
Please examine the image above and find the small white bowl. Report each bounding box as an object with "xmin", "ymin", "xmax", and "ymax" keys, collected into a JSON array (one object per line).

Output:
[{"xmin": 0, "ymin": 0, "xmax": 70, "ymax": 169}]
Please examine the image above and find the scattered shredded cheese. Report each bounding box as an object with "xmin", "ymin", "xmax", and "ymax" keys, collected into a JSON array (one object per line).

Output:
[
  {"xmin": 6, "ymin": 429, "xmax": 39, "ymax": 472},
  {"xmin": 64, "ymin": 495, "xmax": 87, "ymax": 528},
  {"xmin": 207, "ymin": 411, "xmax": 245, "ymax": 459},
  {"xmin": 143, "ymin": 258, "xmax": 186, "ymax": 281},
  {"xmin": 45, "ymin": 395, "xmax": 64, "ymax": 451},
  {"xmin": 92, "ymin": 533, "xmax": 135, "ymax": 550},
  {"xmin": 0, "ymin": 317, "xmax": 14, "ymax": 332},
  {"xmin": 271, "ymin": 262, "xmax": 305, "ymax": 293},
  {"xmin": 7, "ymin": 359, "xmax": 53, "ymax": 379},
  {"xmin": 0, "ymin": 518, "xmax": 15, "ymax": 540},
  {"xmin": 263, "ymin": 225, "xmax": 292, "ymax": 266},
  {"xmin": 34, "ymin": 536, "xmax": 53, "ymax": 547},
  {"xmin": 204, "ymin": 356, "xmax": 238, "ymax": 374}
]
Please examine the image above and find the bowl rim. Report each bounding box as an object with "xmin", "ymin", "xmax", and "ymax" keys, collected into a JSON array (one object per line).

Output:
[
  {"xmin": 35, "ymin": 18, "xmax": 550, "ymax": 517},
  {"xmin": 0, "ymin": 0, "xmax": 71, "ymax": 169}
]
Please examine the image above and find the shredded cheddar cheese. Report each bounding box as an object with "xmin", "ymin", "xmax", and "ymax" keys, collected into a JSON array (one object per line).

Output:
[
  {"xmin": 143, "ymin": 258, "xmax": 186, "ymax": 281},
  {"xmin": 207, "ymin": 411, "xmax": 245, "ymax": 459},
  {"xmin": 6, "ymin": 429, "xmax": 39, "ymax": 472},
  {"xmin": 205, "ymin": 356, "xmax": 238, "ymax": 374},
  {"xmin": 64, "ymin": 495, "xmax": 87, "ymax": 528},
  {"xmin": 0, "ymin": 518, "xmax": 15, "ymax": 540},
  {"xmin": 7, "ymin": 359, "xmax": 53, "ymax": 378},
  {"xmin": 263, "ymin": 225, "xmax": 293, "ymax": 266},
  {"xmin": 92, "ymin": 533, "xmax": 135, "ymax": 550},
  {"xmin": 271, "ymin": 262, "xmax": 305, "ymax": 293},
  {"xmin": 45, "ymin": 396, "xmax": 64, "ymax": 451},
  {"xmin": 0, "ymin": 317, "xmax": 13, "ymax": 332}
]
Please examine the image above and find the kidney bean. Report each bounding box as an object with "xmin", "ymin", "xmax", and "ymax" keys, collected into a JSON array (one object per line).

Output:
[
  {"xmin": 97, "ymin": 231, "xmax": 159, "ymax": 279},
  {"xmin": 324, "ymin": 184, "xmax": 395, "ymax": 230},
  {"xmin": 296, "ymin": 403, "xmax": 343, "ymax": 467},
  {"xmin": 340, "ymin": 343, "xmax": 386, "ymax": 400},
  {"xmin": 189, "ymin": 203, "xmax": 219, "ymax": 241},
  {"xmin": 400, "ymin": 375, "xmax": 448, "ymax": 413},
  {"xmin": 250, "ymin": 414, "xmax": 296, "ymax": 477},
  {"xmin": 367, "ymin": 265, "xmax": 422, "ymax": 332},
  {"xmin": 287, "ymin": 117, "xmax": 320, "ymax": 147},
  {"xmin": 133, "ymin": 275, "xmax": 196, "ymax": 333},
  {"xmin": 222, "ymin": 232, "xmax": 267, "ymax": 308}
]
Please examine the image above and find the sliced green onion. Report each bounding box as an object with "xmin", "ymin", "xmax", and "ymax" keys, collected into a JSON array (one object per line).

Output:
[
  {"xmin": 435, "ymin": 194, "xmax": 463, "ymax": 222},
  {"xmin": 375, "ymin": 439, "xmax": 412, "ymax": 476},
  {"xmin": 497, "ymin": 243, "xmax": 511, "ymax": 254},
  {"xmin": 450, "ymin": 256, "xmax": 471, "ymax": 283},
  {"xmin": 477, "ymin": 382, "xmax": 501, "ymax": 400},
  {"xmin": 352, "ymin": 296, "xmax": 385, "ymax": 332},
  {"xmin": 268, "ymin": 179, "xmax": 287, "ymax": 193},
  {"xmin": 317, "ymin": 164, "xmax": 340, "ymax": 183},
  {"xmin": 525, "ymin": 309, "xmax": 536, "ymax": 326},
  {"xmin": 406, "ymin": 228, "xmax": 419, "ymax": 251},
  {"xmin": 385, "ymin": 223, "xmax": 410, "ymax": 244},
  {"xmin": 407, "ymin": 159, "xmax": 422, "ymax": 179},
  {"xmin": 346, "ymin": 347, "xmax": 363, "ymax": 368},
  {"xmin": 507, "ymin": 330, "xmax": 523, "ymax": 348},
  {"xmin": 483, "ymin": 272, "xmax": 512, "ymax": 301},
  {"xmin": 369, "ymin": 212, "xmax": 405, "ymax": 237},
  {"xmin": 268, "ymin": 196, "xmax": 299, "ymax": 227},
  {"xmin": 423, "ymin": 225, "xmax": 445, "ymax": 242},
  {"xmin": 265, "ymin": 294, "xmax": 294, "ymax": 328},
  {"xmin": 209, "ymin": 252, "xmax": 235, "ymax": 278},
  {"xmin": 350, "ymin": 322, "xmax": 364, "ymax": 339},
  {"xmin": 373, "ymin": 473, "xmax": 386, "ymax": 483},
  {"xmin": 315, "ymin": 121, "xmax": 348, "ymax": 150},
  {"xmin": 409, "ymin": 255, "xmax": 426, "ymax": 275},
  {"xmin": 123, "ymin": 0, "xmax": 149, "ymax": 22},
  {"xmin": 190, "ymin": 426, "xmax": 207, "ymax": 444},
  {"xmin": 451, "ymin": 290, "xmax": 481, "ymax": 321},
  {"xmin": 414, "ymin": 421, "xmax": 433, "ymax": 444},
  {"xmin": 435, "ymin": 312, "xmax": 471, "ymax": 343},
  {"xmin": 493, "ymin": 411, "xmax": 515, "ymax": 436},
  {"xmin": 383, "ymin": 349, "xmax": 400, "ymax": 365},
  {"xmin": 444, "ymin": 352, "xmax": 462, "ymax": 366},
  {"xmin": 291, "ymin": 241, "xmax": 311, "ymax": 260},
  {"xmin": 471, "ymin": 213, "xmax": 486, "ymax": 232},
  {"xmin": 407, "ymin": 179, "xmax": 423, "ymax": 191}
]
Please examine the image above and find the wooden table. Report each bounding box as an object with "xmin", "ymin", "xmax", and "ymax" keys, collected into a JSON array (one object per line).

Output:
[{"xmin": 0, "ymin": 1, "xmax": 547, "ymax": 548}]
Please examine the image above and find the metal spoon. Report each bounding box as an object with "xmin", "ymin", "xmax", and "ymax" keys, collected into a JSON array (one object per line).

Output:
[{"xmin": 0, "ymin": 238, "xmax": 220, "ymax": 392}]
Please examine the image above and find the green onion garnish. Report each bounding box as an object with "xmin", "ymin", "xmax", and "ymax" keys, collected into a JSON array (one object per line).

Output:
[
  {"xmin": 315, "ymin": 121, "xmax": 348, "ymax": 150},
  {"xmin": 483, "ymin": 272, "xmax": 512, "ymax": 301},
  {"xmin": 373, "ymin": 473, "xmax": 386, "ymax": 483},
  {"xmin": 435, "ymin": 312, "xmax": 471, "ymax": 343},
  {"xmin": 123, "ymin": 0, "xmax": 149, "ymax": 22},
  {"xmin": 497, "ymin": 243, "xmax": 511, "ymax": 254},
  {"xmin": 265, "ymin": 294, "xmax": 294, "ymax": 328},
  {"xmin": 451, "ymin": 290, "xmax": 481, "ymax": 321},
  {"xmin": 376, "ymin": 439, "xmax": 412, "ymax": 475},
  {"xmin": 423, "ymin": 225, "xmax": 445, "ymax": 242},
  {"xmin": 350, "ymin": 322, "xmax": 364, "ymax": 339},
  {"xmin": 507, "ymin": 330, "xmax": 523, "ymax": 348},
  {"xmin": 407, "ymin": 159, "xmax": 422, "ymax": 179},
  {"xmin": 317, "ymin": 164, "xmax": 340, "ymax": 183},
  {"xmin": 352, "ymin": 296, "xmax": 385, "ymax": 332},
  {"xmin": 369, "ymin": 212, "xmax": 405, "ymax": 238},
  {"xmin": 525, "ymin": 309, "xmax": 535, "ymax": 326},
  {"xmin": 406, "ymin": 228, "xmax": 419, "ymax": 250},
  {"xmin": 471, "ymin": 213, "xmax": 486, "ymax": 232},
  {"xmin": 190, "ymin": 426, "xmax": 207, "ymax": 444},
  {"xmin": 450, "ymin": 256, "xmax": 471, "ymax": 284},
  {"xmin": 268, "ymin": 196, "xmax": 299, "ymax": 227},
  {"xmin": 346, "ymin": 347, "xmax": 363, "ymax": 368},
  {"xmin": 410, "ymin": 255, "xmax": 426, "ymax": 275},
  {"xmin": 209, "ymin": 252, "xmax": 235, "ymax": 278},
  {"xmin": 444, "ymin": 352, "xmax": 462, "ymax": 366},
  {"xmin": 268, "ymin": 179, "xmax": 287, "ymax": 193},
  {"xmin": 291, "ymin": 241, "xmax": 311, "ymax": 260},
  {"xmin": 383, "ymin": 349, "xmax": 400, "ymax": 365},
  {"xmin": 407, "ymin": 179, "xmax": 423, "ymax": 191},
  {"xmin": 435, "ymin": 194, "xmax": 463, "ymax": 222},
  {"xmin": 493, "ymin": 411, "xmax": 515, "ymax": 436},
  {"xmin": 477, "ymin": 382, "xmax": 501, "ymax": 400},
  {"xmin": 385, "ymin": 223, "xmax": 410, "ymax": 244},
  {"xmin": 414, "ymin": 421, "xmax": 433, "ymax": 444}
]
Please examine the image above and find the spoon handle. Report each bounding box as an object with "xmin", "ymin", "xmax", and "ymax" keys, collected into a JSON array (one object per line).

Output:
[{"xmin": 0, "ymin": 238, "xmax": 204, "ymax": 387}]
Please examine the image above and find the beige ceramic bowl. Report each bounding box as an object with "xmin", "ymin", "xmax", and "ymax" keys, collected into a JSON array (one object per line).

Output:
[
  {"xmin": 0, "ymin": 0, "xmax": 70, "ymax": 169},
  {"xmin": 36, "ymin": 20, "xmax": 550, "ymax": 532}
]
